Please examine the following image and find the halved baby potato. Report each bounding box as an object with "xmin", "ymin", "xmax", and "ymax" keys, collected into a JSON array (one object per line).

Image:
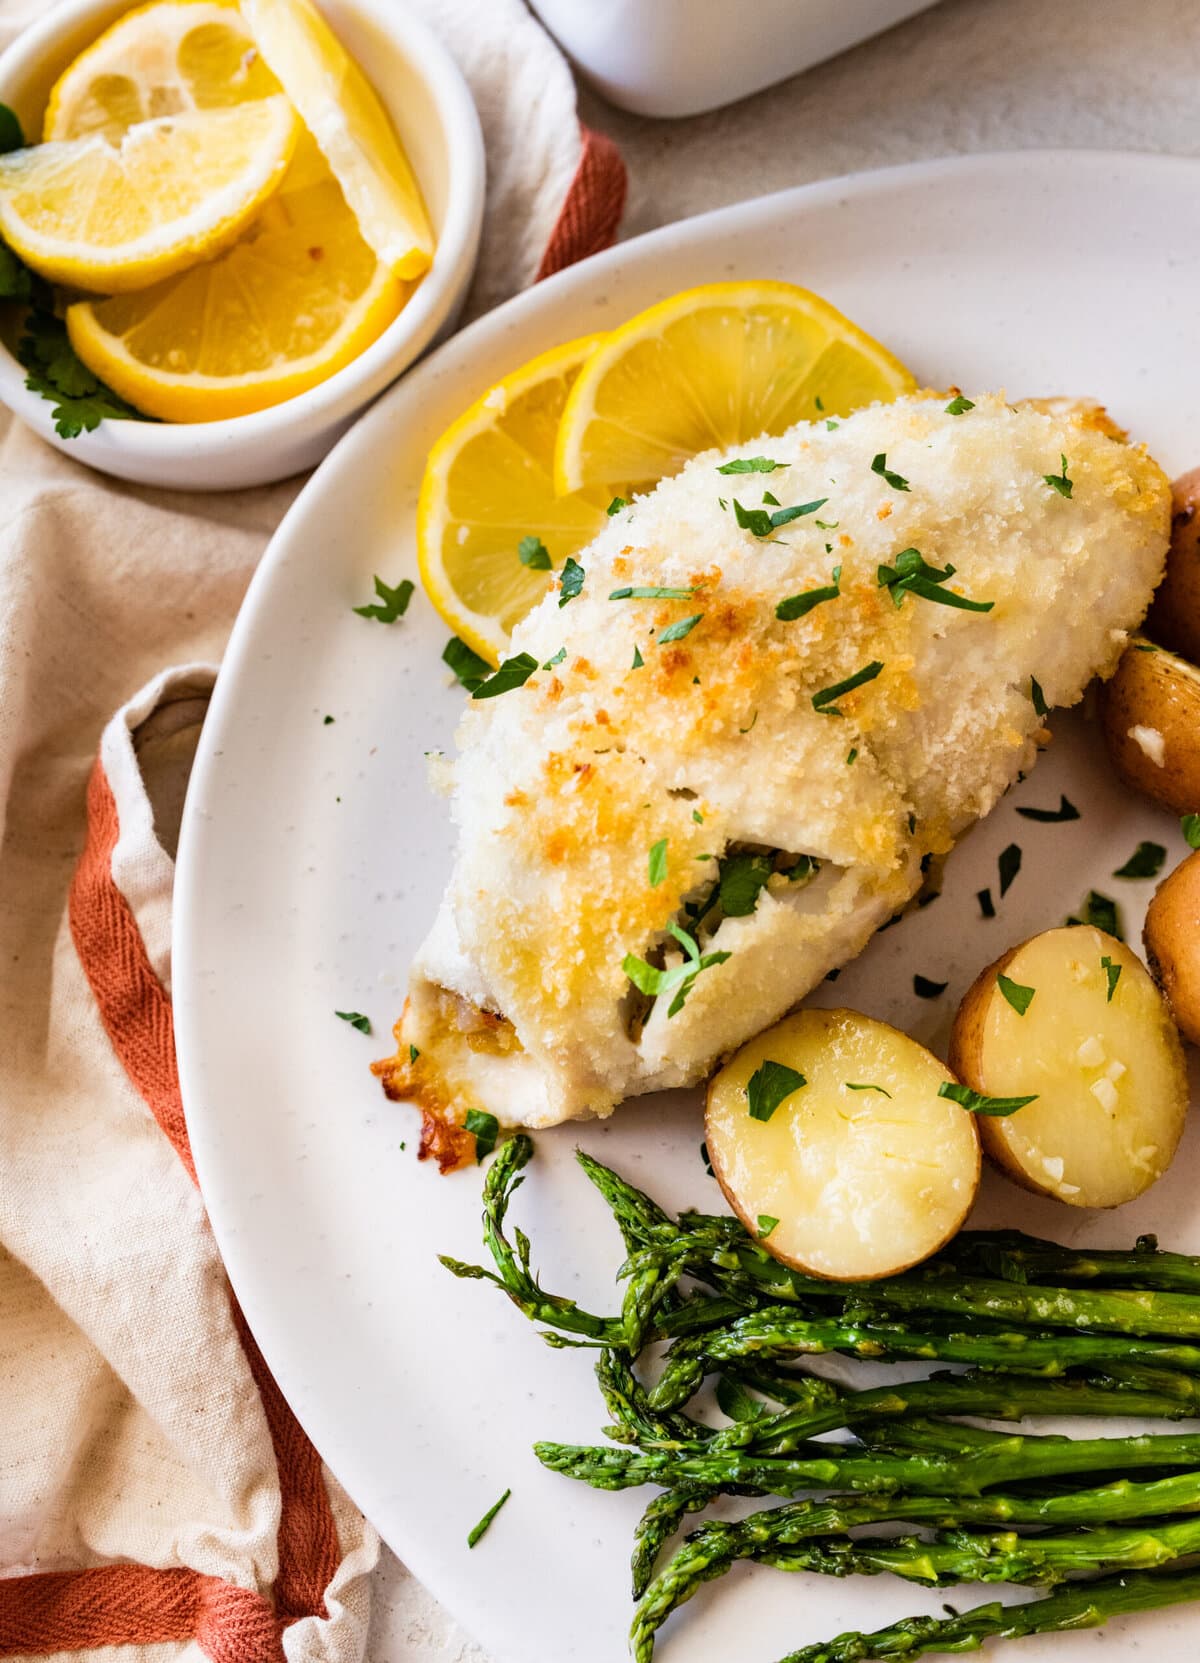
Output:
[
  {"xmin": 705, "ymin": 1007, "xmax": 980, "ymax": 1281},
  {"xmin": 1145, "ymin": 850, "xmax": 1200, "ymax": 1046},
  {"xmin": 1099, "ymin": 637, "xmax": 1200, "ymax": 815},
  {"xmin": 1146, "ymin": 468, "xmax": 1200, "ymax": 665},
  {"xmin": 949, "ymin": 926, "xmax": 1188, "ymax": 1208}
]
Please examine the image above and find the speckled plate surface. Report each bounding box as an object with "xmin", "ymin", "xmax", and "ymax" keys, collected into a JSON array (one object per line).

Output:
[{"xmin": 175, "ymin": 153, "xmax": 1200, "ymax": 1663}]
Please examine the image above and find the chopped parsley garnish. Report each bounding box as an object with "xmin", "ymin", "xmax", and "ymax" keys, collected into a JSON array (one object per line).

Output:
[
  {"xmin": 1031, "ymin": 676, "xmax": 1049, "ymax": 718},
  {"xmin": 1113, "ymin": 841, "xmax": 1167, "ymax": 880},
  {"xmin": 776, "ymin": 565, "xmax": 842, "ymax": 621},
  {"xmin": 464, "ymin": 1108, "xmax": 499, "ymax": 1162},
  {"xmin": 467, "ymin": 1487, "xmax": 511, "ymax": 1547},
  {"xmin": 787, "ymin": 854, "xmax": 820, "ymax": 883},
  {"xmin": 739, "ymin": 710, "xmax": 758, "ymax": 733},
  {"xmin": 815, "ymin": 396, "xmax": 825, "ymax": 411},
  {"xmin": 518, "ymin": 534, "xmax": 552, "ymax": 570},
  {"xmin": 542, "ymin": 647, "xmax": 566, "ymax": 669},
  {"xmin": 747, "ymin": 1058, "xmax": 805, "ymax": 1122},
  {"xmin": 825, "ymin": 419, "xmax": 839, "ymax": 430},
  {"xmin": 658, "ymin": 612, "xmax": 703, "ymax": 644},
  {"xmin": 1068, "ymin": 890, "xmax": 1124, "ymax": 939},
  {"xmin": 335, "ymin": 1010, "xmax": 371, "ymax": 1033},
  {"xmin": 716, "ymin": 1375, "xmax": 764, "ymax": 1422},
  {"xmin": 609, "ymin": 585, "xmax": 697, "ymax": 600},
  {"xmin": 700, "ymin": 1141, "xmax": 715, "ymax": 1176},
  {"xmin": 811, "ymin": 659, "xmax": 883, "ymax": 715},
  {"xmin": 945, "ymin": 395, "xmax": 975, "ymax": 415},
  {"xmin": 622, "ymin": 922, "xmax": 731, "ymax": 1018},
  {"xmin": 1101, "ymin": 955, "xmax": 1122, "ymax": 1002},
  {"xmin": 938, "ymin": 1083, "xmax": 1038, "ymax": 1116},
  {"xmin": 471, "ymin": 652, "xmax": 538, "ymax": 700},
  {"xmin": 846, "ymin": 747, "xmax": 858, "ymax": 765},
  {"xmin": 353, "ymin": 575, "xmax": 414, "ymax": 622},
  {"xmin": 718, "ymin": 455, "xmax": 788, "ymax": 475},
  {"xmin": 846, "ymin": 1082, "xmax": 892, "ymax": 1097},
  {"xmin": 718, "ymin": 851, "xmax": 774, "ymax": 916},
  {"xmin": 692, "ymin": 809, "xmax": 704, "ymax": 824},
  {"xmin": 409, "ymin": 1044, "xmax": 420, "ymax": 1062},
  {"xmin": 323, "ymin": 714, "xmax": 334, "ymax": 725},
  {"xmin": 997, "ymin": 974, "xmax": 1036, "ymax": 1016},
  {"xmin": 756, "ymin": 1214, "xmax": 780, "ymax": 1240},
  {"xmin": 914, "ymin": 974, "xmax": 948, "ymax": 999},
  {"xmin": 631, "ymin": 645, "xmax": 645, "ymax": 669},
  {"xmin": 1016, "ymin": 794, "xmax": 1079, "ymax": 823},
  {"xmin": 1183, "ymin": 814, "xmax": 1200, "ymax": 849},
  {"xmin": 607, "ymin": 496, "xmax": 629, "ymax": 515},
  {"xmin": 0, "ymin": 102, "xmax": 21, "ymax": 154},
  {"xmin": 734, "ymin": 496, "xmax": 828, "ymax": 537},
  {"xmin": 871, "ymin": 452, "xmax": 910, "ymax": 491},
  {"xmin": 877, "ymin": 547, "xmax": 993, "ymax": 612},
  {"xmin": 1043, "ymin": 455, "xmax": 1074, "ymax": 498},
  {"xmin": 443, "ymin": 635, "xmax": 492, "ymax": 691},
  {"xmin": 648, "ymin": 837, "xmax": 669, "ymax": 887},
  {"xmin": 558, "ymin": 557, "xmax": 586, "ymax": 606},
  {"xmin": 978, "ymin": 887, "xmax": 996, "ymax": 919},
  {"xmin": 998, "ymin": 843, "xmax": 1022, "ymax": 896}
]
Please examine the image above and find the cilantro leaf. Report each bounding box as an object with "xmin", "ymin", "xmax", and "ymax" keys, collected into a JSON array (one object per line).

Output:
[
  {"xmin": 353, "ymin": 575, "xmax": 414, "ymax": 622},
  {"xmin": 811, "ymin": 660, "xmax": 883, "ymax": 715},
  {"xmin": 467, "ymin": 1487, "xmax": 511, "ymax": 1547},
  {"xmin": 776, "ymin": 565, "xmax": 841, "ymax": 622},
  {"xmin": 997, "ymin": 974, "xmax": 1036, "ymax": 1016},
  {"xmin": 658, "ymin": 612, "xmax": 703, "ymax": 644},
  {"xmin": 558, "ymin": 557, "xmax": 585, "ymax": 606},
  {"xmin": 944, "ymin": 395, "xmax": 975, "ymax": 415},
  {"xmin": 334, "ymin": 1009, "xmax": 371, "ymax": 1033},
  {"xmin": 1043, "ymin": 455, "xmax": 1073, "ymax": 498},
  {"xmin": 17, "ymin": 309, "xmax": 148, "ymax": 438},
  {"xmin": 0, "ymin": 242, "xmax": 31, "ymax": 302},
  {"xmin": 1183, "ymin": 814, "xmax": 1200, "ymax": 850},
  {"xmin": 1016, "ymin": 795, "xmax": 1079, "ymax": 823},
  {"xmin": 471, "ymin": 652, "xmax": 538, "ymax": 700},
  {"xmin": 518, "ymin": 535, "xmax": 552, "ymax": 570},
  {"xmin": 718, "ymin": 456, "xmax": 788, "ymax": 475},
  {"xmin": 877, "ymin": 546, "xmax": 992, "ymax": 612},
  {"xmin": 464, "ymin": 1108, "xmax": 499, "ymax": 1162},
  {"xmin": 747, "ymin": 1059, "xmax": 805, "ymax": 1121},
  {"xmin": 1101, "ymin": 955, "xmax": 1122, "ymax": 1003},
  {"xmin": 648, "ymin": 837, "xmax": 668, "ymax": 887},
  {"xmin": 871, "ymin": 452, "xmax": 910, "ymax": 491},
  {"xmin": 914, "ymin": 974, "xmax": 948, "ymax": 999},
  {"xmin": 938, "ymin": 1083, "xmax": 1038, "ymax": 1116},
  {"xmin": 1112, "ymin": 841, "xmax": 1166, "ymax": 880},
  {"xmin": 443, "ymin": 636, "xmax": 491, "ymax": 691}
]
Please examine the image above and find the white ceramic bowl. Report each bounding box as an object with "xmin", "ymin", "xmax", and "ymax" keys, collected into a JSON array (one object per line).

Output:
[{"xmin": 0, "ymin": 0, "xmax": 484, "ymax": 490}]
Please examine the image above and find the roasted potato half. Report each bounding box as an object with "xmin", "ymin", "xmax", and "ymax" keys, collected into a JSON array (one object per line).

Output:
[
  {"xmin": 1098, "ymin": 637, "xmax": 1200, "ymax": 815},
  {"xmin": 1145, "ymin": 850, "xmax": 1200, "ymax": 1046},
  {"xmin": 705, "ymin": 1007, "xmax": 980, "ymax": 1281},
  {"xmin": 1146, "ymin": 468, "xmax": 1200, "ymax": 665},
  {"xmin": 949, "ymin": 926, "xmax": 1188, "ymax": 1208}
]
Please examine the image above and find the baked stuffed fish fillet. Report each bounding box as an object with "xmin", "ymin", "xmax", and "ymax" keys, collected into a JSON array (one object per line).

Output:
[{"xmin": 376, "ymin": 392, "xmax": 1169, "ymax": 1165}]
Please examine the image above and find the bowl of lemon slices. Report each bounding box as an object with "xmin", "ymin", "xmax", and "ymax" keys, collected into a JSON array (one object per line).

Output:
[{"xmin": 0, "ymin": 0, "xmax": 483, "ymax": 489}]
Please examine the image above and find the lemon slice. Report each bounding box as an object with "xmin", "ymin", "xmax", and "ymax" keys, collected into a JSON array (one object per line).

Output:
[
  {"xmin": 66, "ymin": 133, "xmax": 407, "ymax": 421},
  {"xmin": 0, "ymin": 97, "xmax": 298, "ymax": 292},
  {"xmin": 44, "ymin": 0, "xmax": 281, "ymax": 142},
  {"xmin": 241, "ymin": 0, "xmax": 433, "ymax": 280},
  {"xmin": 554, "ymin": 279, "xmax": 917, "ymax": 495},
  {"xmin": 418, "ymin": 336, "xmax": 611, "ymax": 665}
]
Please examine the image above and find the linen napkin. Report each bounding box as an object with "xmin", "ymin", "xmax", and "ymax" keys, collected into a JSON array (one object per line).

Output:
[{"xmin": 0, "ymin": 2, "xmax": 625, "ymax": 1657}]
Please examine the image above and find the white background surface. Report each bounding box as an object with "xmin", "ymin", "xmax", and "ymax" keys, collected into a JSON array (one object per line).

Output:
[{"xmin": 340, "ymin": 2, "xmax": 1200, "ymax": 1655}]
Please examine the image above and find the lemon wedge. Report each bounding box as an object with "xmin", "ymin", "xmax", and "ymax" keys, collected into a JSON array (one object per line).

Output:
[
  {"xmin": 554, "ymin": 280, "xmax": 917, "ymax": 496},
  {"xmin": 66, "ymin": 132, "xmax": 407, "ymax": 422},
  {"xmin": 0, "ymin": 97, "xmax": 298, "ymax": 292},
  {"xmin": 44, "ymin": 0, "xmax": 281, "ymax": 142},
  {"xmin": 241, "ymin": 0, "xmax": 433, "ymax": 281},
  {"xmin": 418, "ymin": 336, "xmax": 611, "ymax": 665}
]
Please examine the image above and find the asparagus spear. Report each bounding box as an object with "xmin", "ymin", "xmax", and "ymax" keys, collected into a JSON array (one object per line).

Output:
[
  {"xmin": 649, "ymin": 1308, "xmax": 1200, "ymax": 1411},
  {"xmin": 536, "ymin": 1429, "xmax": 1200, "ymax": 1498},
  {"xmin": 595, "ymin": 1348, "xmax": 708, "ymax": 1448},
  {"xmin": 630, "ymin": 1488, "xmax": 714, "ymax": 1601},
  {"xmin": 939, "ymin": 1230, "xmax": 1200, "ymax": 1293},
  {"xmin": 773, "ymin": 1565, "xmax": 1200, "ymax": 1663},
  {"xmin": 632, "ymin": 1472, "xmax": 1200, "ymax": 1662}
]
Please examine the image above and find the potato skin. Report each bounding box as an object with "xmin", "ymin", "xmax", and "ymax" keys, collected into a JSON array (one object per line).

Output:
[
  {"xmin": 1099, "ymin": 638, "xmax": 1200, "ymax": 815},
  {"xmin": 1146, "ymin": 468, "xmax": 1200, "ymax": 665},
  {"xmin": 1145, "ymin": 850, "xmax": 1200, "ymax": 1046}
]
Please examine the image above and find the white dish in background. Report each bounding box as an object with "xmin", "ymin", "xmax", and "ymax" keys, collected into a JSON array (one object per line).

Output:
[
  {"xmin": 0, "ymin": 0, "xmax": 483, "ymax": 490},
  {"xmin": 175, "ymin": 153, "xmax": 1200, "ymax": 1663},
  {"xmin": 527, "ymin": 0, "xmax": 942, "ymax": 118}
]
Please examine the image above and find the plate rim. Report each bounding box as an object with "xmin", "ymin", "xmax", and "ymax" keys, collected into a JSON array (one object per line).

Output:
[{"xmin": 173, "ymin": 147, "xmax": 1200, "ymax": 1658}]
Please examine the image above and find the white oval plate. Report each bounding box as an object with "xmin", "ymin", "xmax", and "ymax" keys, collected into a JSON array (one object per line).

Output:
[{"xmin": 175, "ymin": 153, "xmax": 1200, "ymax": 1663}]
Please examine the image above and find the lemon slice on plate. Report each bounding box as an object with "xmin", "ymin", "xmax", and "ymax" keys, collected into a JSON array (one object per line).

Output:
[
  {"xmin": 0, "ymin": 97, "xmax": 298, "ymax": 292},
  {"xmin": 65, "ymin": 133, "xmax": 408, "ymax": 422},
  {"xmin": 241, "ymin": 0, "xmax": 433, "ymax": 280},
  {"xmin": 554, "ymin": 279, "xmax": 918, "ymax": 495},
  {"xmin": 418, "ymin": 336, "xmax": 611, "ymax": 666},
  {"xmin": 43, "ymin": 0, "xmax": 281, "ymax": 141}
]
